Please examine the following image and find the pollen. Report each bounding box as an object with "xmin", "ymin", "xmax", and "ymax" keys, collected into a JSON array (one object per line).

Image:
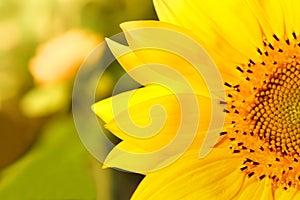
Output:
[{"xmin": 222, "ymin": 33, "xmax": 300, "ymax": 190}]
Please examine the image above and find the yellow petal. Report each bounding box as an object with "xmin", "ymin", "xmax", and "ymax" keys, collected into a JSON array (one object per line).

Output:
[
  {"xmin": 275, "ymin": 188, "xmax": 298, "ymax": 200},
  {"xmin": 106, "ymin": 23, "xmax": 227, "ymax": 96},
  {"xmin": 246, "ymin": 0, "xmax": 300, "ymax": 40},
  {"xmin": 282, "ymin": 0, "xmax": 300, "ymax": 37},
  {"xmin": 92, "ymin": 84, "xmax": 173, "ymax": 123},
  {"xmin": 104, "ymin": 93, "xmax": 211, "ymax": 152},
  {"xmin": 233, "ymin": 177, "xmax": 273, "ymax": 199},
  {"xmin": 103, "ymin": 141, "xmax": 182, "ymax": 174},
  {"xmin": 131, "ymin": 147, "xmax": 244, "ymax": 199},
  {"xmin": 153, "ymin": 0, "xmax": 263, "ymax": 81},
  {"xmin": 246, "ymin": 0, "xmax": 285, "ymax": 39},
  {"xmin": 291, "ymin": 190, "xmax": 300, "ymax": 200},
  {"xmin": 119, "ymin": 20, "xmax": 243, "ymax": 85}
]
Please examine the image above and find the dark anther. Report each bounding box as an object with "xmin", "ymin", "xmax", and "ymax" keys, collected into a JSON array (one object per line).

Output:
[
  {"xmin": 265, "ymin": 51, "xmax": 269, "ymax": 56},
  {"xmin": 289, "ymin": 167, "xmax": 293, "ymax": 170},
  {"xmin": 278, "ymin": 48, "xmax": 283, "ymax": 52},
  {"xmin": 286, "ymin": 39, "xmax": 290, "ymax": 45},
  {"xmin": 247, "ymin": 69, "xmax": 253, "ymax": 73},
  {"xmin": 249, "ymin": 149, "xmax": 255, "ymax": 153},
  {"xmin": 244, "ymin": 158, "xmax": 253, "ymax": 163},
  {"xmin": 275, "ymin": 158, "xmax": 280, "ymax": 161},
  {"xmin": 294, "ymin": 158, "xmax": 298, "ymax": 162},
  {"xmin": 219, "ymin": 131, "xmax": 227, "ymax": 135},
  {"xmin": 293, "ymin": 32, "xmax": 297, "ymax": 39},
  {"xmin": 233, "ymin": 84, "xmax": 240, "ymax": 88},
  {"xmin": 252, "ymin": 161, "xmax": 260, "ymax": 165},
  {"xmin": 268, "ymin": 43, "xmax": 274, "ymax": 50},
  {"xmin": 223, "ymin": 109, "xmax": 230, "ymax": 113},
  {"xmin": 224, "ymin": 82, "xmax": 232, "ymax": 87},
  {"xmin": 236, "ymin": 66, "xmax": 244, "ymax": 73},
  {"xmin": 288, "ymin": 181, "xmax": 292, "ymax": 186},
  {"xmin": 257, "ymin": 48, "xmax": 263, "ymax": 55},
  {"xmin": 259, "ymin": 175, "xmax": 266, "ymax": 180},
  {"xmin": 234, "ymin": 110, "xmax": 239, "ymax": 114},
  {"xmin": 237, "ymin": 142, "xmax": 243, "ymax": 146},
  {"xmin": 263, "ymin": 41, "xmax": 267, "ymax": 46},
  {"xmin": 249, "ymin": 59, "xmax": 255, "ymax": 65},
  {"xmin": 229, "ymin": 138, "xmax": 235, "ymax": 141},
  {"xmin": 298, "ymin": 176, "xmax": 300, "ymax": 180},
  {"xmin": 241, "ymin": 146, "xmax": 247, "ymax": 150},
  {"xmin": 228, "ymin": 94, "xmax": 233, "ymax": 98},
  {"xmin": 261, "ymin": 62, "xmax": 266, "ymax": 66},
  {"xmin": 259, "ymin": 146, "xmax": 264, "ymax": 151},
  {"xmin": 273, "ymin": 34, "xmax": 279, "ymax": 41},
  {"xmin": 248, "ymin": 172, "xmax": 255, "ymax": 178},
  {"xmin": 219, "ymin": 100, "xmax": 227, "ymax": 104},
  {"xmin": 233, "ymin": 150, "xmax": 240, "ymax": 153},
  {"xmin": 246, "ymin": 77, "xmax": 250, "ymax": 81},
  {"xmin": 240, "ymin": 166, "xmax": 248, "ymax": 171},
  {"xmin": 273, "ymin": 61, "xmax": 277, "ymax": 65}
]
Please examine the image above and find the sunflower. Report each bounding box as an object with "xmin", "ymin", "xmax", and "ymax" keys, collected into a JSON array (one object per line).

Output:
[{"xmin": 93, "ymin": 0, "xmax": 300, "ymax": 199}]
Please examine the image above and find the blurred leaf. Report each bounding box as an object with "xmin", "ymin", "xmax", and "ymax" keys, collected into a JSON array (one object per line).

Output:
[
  {"xmin": 20, "ymin": 82, "xmax": 70, "ymax": 117},
  {"xmin": 0, "ymin": 116, "xmax": 97, "ymax": 199}
]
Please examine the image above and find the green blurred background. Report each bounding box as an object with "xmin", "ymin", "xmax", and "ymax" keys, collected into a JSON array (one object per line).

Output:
[{"xmin": 0, "ymin": 0, "xmax": 157, "ymax": 199}]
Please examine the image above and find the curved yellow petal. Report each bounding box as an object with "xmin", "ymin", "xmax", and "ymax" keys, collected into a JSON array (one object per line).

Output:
[
  {"xmin": 103, "ymin": 128, "xmax": 228, "ymax": 174},
  {"xmin": 103, "ymin": 141, "xmax": 184, "ymax": 174},
  {"xmin": 246, "ymin": 0, "xmax": 286, "ymax": 39},
  {"xmin": 291, "ymin": 191, "xmax": 300, "ymax": 200},
  {"xmin": 104, "ymin": 94, "xmax": 211, "ymax": 152},
  {"xmin": 275, "ymin": 188, "xmax": 298, "ymax": 200},
  {"xmin": 131, "ymin": 147, "xmax": 244, "ymax": 199},
  {"xmin": 107, "ymin": 23, "xmax": 230, "ymax": 96},
  {"xmin": 118, "ymin": 20, "xmax": 243, "ymax": 85},
  {"xmin": 106, "ymin": 37, "xmax": 209, "ymax": 96},
  {"xmin": 92, "ymin": 84, "xmax": 173, "ymax": 123},
  {"xmin": 101, "ymin": 92, "xmax": 210, "ymax": 174},
  {"xmin": 93, "ymin": 81, "xmax": 226, "ymax": 158},
  {"xmin": 281, "ymin": 0, "xmax": 300, "ymax": 37},
  {"xmin": 246, "ymin": 0, "xmax": 300, "ymax": 40},
  {"xmin": 233, "ymin": 177, "xmax": 273, "ymax": 199},
  {"xmin": 153, "ymin": 0, "xmax": 263, "ymax": 72}
]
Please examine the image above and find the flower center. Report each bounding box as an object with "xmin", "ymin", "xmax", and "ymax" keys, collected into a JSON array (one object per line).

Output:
[
  {"xmin": 223, "ymin": 33, "xmax": 300, "ymax": 190},
  {"xmin": 249, "ymin": 63, "xmax": 300, "ymax": 156}
]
